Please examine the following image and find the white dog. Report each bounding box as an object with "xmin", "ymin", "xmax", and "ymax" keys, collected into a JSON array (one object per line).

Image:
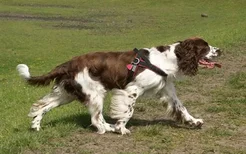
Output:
[{"xmin": 17, "ymin": 37, "xmax": 221, "ymax": 134}]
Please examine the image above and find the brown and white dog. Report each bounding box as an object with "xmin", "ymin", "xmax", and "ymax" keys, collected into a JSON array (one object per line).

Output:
[{"xmin": 17, "ymin": 37, "xmax": 221, "ymax": 134}]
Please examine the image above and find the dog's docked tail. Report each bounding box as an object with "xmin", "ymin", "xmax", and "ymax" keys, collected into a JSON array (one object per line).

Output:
[{"xmin": 16, "ymin": 64, "xmax": 66, "ymax": 86}]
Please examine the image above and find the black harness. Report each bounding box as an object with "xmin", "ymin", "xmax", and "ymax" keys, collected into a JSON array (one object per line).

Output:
[{"xmin": 127, "ymin": 48, "xmax": 168, "ymax": 82}]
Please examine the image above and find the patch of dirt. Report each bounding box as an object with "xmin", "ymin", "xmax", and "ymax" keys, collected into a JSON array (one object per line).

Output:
[
  {"xmin": 215, "ymin": 137, "xmax": 246, "ymax": 151},
  {"xmin": 16, "ymin": 3, "xmax": 75, "ymax": 9},
  {"xmin": 52, "ymin": 24, "xmax": 95, "ymax": 30},
  {"xmin": 53, "ymin": 132, "xmax": 150, "ymax": 154},
  {"xmin": 0, "ymin": 13, "xmax": 128, "ymax": 32},
  {"xmin": 24, "ymin": 131, "xmax": 151, "ymax": 154},
  {"xmin": 0, "ymin": 13, "xmax": 93, "ymax": 22}
]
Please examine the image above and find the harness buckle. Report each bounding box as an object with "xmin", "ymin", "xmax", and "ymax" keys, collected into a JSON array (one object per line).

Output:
[{"xmin": 132, "ymin": 58, "xmax": 140, "ymax": 65}]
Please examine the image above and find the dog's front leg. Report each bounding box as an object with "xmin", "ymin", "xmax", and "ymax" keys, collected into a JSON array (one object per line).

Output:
[
  {"xmin": 164, "ymin": 82, "xmax": 204, "ymax": 127},
  {"xmin": 110, "ymin": 86, "xmax": 139, "ymax": 135}
]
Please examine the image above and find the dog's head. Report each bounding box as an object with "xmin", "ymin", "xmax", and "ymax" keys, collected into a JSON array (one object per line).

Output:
[
  {"xmin": 198, "ymin": 45, "xmax": 222, "ymax": 68},
  {"xmin": 175, "ymin": 37, "xmax": 221, "ymax": 76}
]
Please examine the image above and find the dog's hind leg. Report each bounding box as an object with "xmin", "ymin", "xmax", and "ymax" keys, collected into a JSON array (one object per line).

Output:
[
  {"xmin": 74, "ymin": 69, "xmax": 114, "ymax": 134},
  {"xmin": 88, "ymin": 95, "xmax": 115, "ymax": 134},
  {"xmin": 28, "ymin": 85, "xmax": 75, "ymax": 131}
]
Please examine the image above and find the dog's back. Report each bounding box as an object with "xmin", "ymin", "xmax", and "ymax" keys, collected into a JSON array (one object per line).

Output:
[{"xmin": 17, "ymin": 50, "xmax": 137, "ymax": 89}]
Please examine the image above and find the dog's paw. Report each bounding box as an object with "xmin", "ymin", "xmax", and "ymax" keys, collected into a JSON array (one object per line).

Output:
[
  {"xmin": 31, "ymin": 116, "xmax": 42, "ymax": 131},
  {"xmin": 104, "ymin": 123, "xmax": 116, "ymax": 132},
  {"xmin": 194, "ymin": 119, "xmax": 204, "ymax": 128},
  {"xmin": 119, "ymin": 127, "xmax": 131, "ymax": 135},
  {"xmin": 97, "ymin": 129, "xmax": 106, "ymax": 135},
  {"xmin": 186, "ymin": 118, "xmax": 204, "ymax": 128},
  {"xmin": 95, "ymin": 125, "xmax": 106, "ymax": 134},
  {"xmin": 31, "ymin": 122, "xmax": 41, "ymax": 131}
]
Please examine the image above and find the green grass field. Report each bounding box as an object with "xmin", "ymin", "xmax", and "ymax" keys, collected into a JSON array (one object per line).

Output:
[{"xmin": 0, "ymin": 0, "xmax": 246, "ymax": 153}]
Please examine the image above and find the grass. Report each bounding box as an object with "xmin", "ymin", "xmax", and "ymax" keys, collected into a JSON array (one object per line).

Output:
[{"xmin": 0, "ymin": 0, "xmax": 246, "ymax": 153}]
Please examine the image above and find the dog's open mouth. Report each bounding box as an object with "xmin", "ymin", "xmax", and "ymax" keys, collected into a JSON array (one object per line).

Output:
[{"xmin": 199, "ymin": 58, "xmax": 221, "ymax": 68}]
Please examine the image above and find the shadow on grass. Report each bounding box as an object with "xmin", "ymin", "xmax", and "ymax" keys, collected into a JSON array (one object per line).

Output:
[{"xmin": 46, "ymin": 113, "xmax": 199, "ymax": 130}]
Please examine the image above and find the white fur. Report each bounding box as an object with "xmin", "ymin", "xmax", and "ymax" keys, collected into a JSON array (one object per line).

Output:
[
  {"xmin": 206, "ymin": 45, "xmax": 220, "ymax": 59},
  {"xmin": 16, "ymin": 64, "xmax": 30, "ymax": 79},
  {"xmin": 75, "ymin": 68, "xmax": 106, "ymax": 104},
  {"xmin": 110, "ymin": 89, "xmax": 135, "ymax": 119}
]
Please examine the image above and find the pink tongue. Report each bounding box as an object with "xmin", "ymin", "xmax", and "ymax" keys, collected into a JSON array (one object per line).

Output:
[{"xmin": 199, "ymin": 60, "xmax": 221, "ymax": 69}]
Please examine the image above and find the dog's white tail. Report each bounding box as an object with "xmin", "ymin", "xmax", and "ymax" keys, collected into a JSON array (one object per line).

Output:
[{"xmin": 16, "ymin": 64, "xmax": 31, "ymax": 80}]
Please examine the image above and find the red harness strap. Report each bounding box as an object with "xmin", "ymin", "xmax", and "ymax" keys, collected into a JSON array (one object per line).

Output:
[{"xmin": 127, "ymin": 48, "xmax": 168, "ymax": 82}]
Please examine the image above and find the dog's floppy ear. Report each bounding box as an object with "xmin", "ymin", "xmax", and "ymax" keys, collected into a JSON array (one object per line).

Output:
[
  {"xmin": 174, "ymin": 40, "xmax": 198, "ymax": 76},
  {"xmin": 175, "ymin": 38, "xmax": 209, "ymax": 76}
]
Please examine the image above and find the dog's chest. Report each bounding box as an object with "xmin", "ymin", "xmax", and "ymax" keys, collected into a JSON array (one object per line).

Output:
[{"xmin": 141, "ymin": 78, "xmax": 166, "ymax": 97}]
